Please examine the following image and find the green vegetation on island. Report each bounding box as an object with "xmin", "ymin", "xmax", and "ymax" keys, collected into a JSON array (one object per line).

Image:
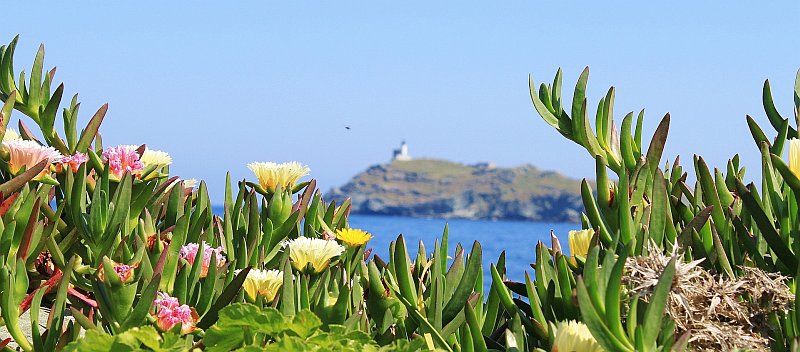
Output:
[{"xmin": 329, "ymin": 159, "xmax": 585, "ymax": 222}]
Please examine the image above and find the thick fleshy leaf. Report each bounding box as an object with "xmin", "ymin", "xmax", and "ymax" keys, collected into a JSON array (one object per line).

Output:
[
  {"xmin": 645, "ymin": 113, "xmax": 670, "ymax": 174},
  {"xmin": 75, "ymin": 103, "xmax": 107, "ymax": 153},
  {"xmin": 0, "ymin": 160, "xmax": 48, "ymax": 196},
  {"xmin": 736, "ymin": 180, "xmax": 796, "ymax": 272},
  {"xmin": 442, "ymin": 241, "xmax": 481, "ymax": 325},
  {"xmin": 763, "ymin": 79, "xmax": 797, "ymax": 138},
  {"xmin": 197, "ymin": 267, "xmax": 251, "ymax": 329}
]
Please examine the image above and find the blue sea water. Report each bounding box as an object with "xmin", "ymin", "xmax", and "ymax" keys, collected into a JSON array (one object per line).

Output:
[
  {"xmin": 349, "ymin": 214, "xmax": 576, "ymax": 282},
  {"xmin": 212, "ymin": 206, "xmax": 577, "ymax": 283}
]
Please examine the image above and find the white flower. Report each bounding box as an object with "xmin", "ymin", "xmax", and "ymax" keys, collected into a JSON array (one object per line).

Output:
[
  {"xmin": 140, "ymin": 149, "xmax": 172, "ymax": 167},
  {"xmin": 284, "ymin": 237, "xmax": 345, "ymax": 274},
  {"xmin": 183, "ymin": 178, "xmax": 198, "ymax": 189},
  {"xmin": 2, "ymin": 129, "xmax": 21, "ymax": 142},
  {"xmin": 552, "ymin": 320, "xmax": 604, "ymax": 352},
  {"xmin": 243, "ymin": 269, "xmax": 284, "ymax": 302},
  {"xmin": 2, "ymin": 139, "xmax": 62, "ymax": 179},
  {"xmin": 568, "ymin": 229, "xmax": 594, "ymax": 259},
  {"xmin": 247, "ymin": 161, "xmax": 310, "ymax": 192}
]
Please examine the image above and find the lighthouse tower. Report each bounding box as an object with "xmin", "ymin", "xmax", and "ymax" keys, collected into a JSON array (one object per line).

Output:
[{"xmin": 392, "ymin": 140, "xmax": 411, "ymax": 161}]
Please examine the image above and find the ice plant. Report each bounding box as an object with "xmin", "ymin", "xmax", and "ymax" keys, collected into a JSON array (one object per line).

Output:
[
  {"xmin": 147, "ymin": 233, "xmax": 171, "ymax": 252},
  {"xmin": 335, "ymin": 228, "xmax": 373, "ymax": 247},
  {"xmin": 607, "ymin": 182, "xmax": 617, "ymax": 207},
  {"xmin": 789, "ymin": 138, "xmax": 800, "ymax": 179},
  {"xmin": 243, "ymin": 269, "xmax": 284, "ymax": 302},
  {"xmin": 140, "ymin": 148, "xmax": 172, "ymax": 167},
  {"xmin": 182, "ymin": 178, "xmax": 198, "ymax": 189},
  {"xmin": 247, "ymin": 161, "xmax": 310, "ymax": 192},
  {"xmin": 567, "ymin": 228, "xmax": 594, "ymax": 259},
  {"xmin": 2, "ymin": 139, "xmax": 62, "ymax": 179},
  {"xmin": 153, "ymin": 292, "xmax": 198, "ymax": 334},
  {"xmin": 97, "ymin": 260, "xmax": 137, "ymax": 284},
  {"xmin": 284, "ymin": 237, "xmax": 345, "ymax": 274},
  {"xmin": 551, "ymin": 320, "xmax": 604, "ymax": 352},
  {"xmin": 102, "ymin": 145, "xmax": 144, "ymax": 180},
  {"xmin": 2, "ymin": 128, "xmax": 20, "ymax": 142},
  {"xmin": 179, "ymin": 241, "xmax": 226, "ymax": 278},
  {"xmin": 164, "ymin": 178, "xmax": 198, "ymax": 193},
  {"xmin": 57, "ymin": 152, "xmax": 88, "ymax": 173}
]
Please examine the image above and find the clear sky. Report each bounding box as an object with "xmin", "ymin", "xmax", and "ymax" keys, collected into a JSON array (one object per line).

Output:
[{"xmin": 5, "ymin": 2, "xmax": 800, "ymax": 199}]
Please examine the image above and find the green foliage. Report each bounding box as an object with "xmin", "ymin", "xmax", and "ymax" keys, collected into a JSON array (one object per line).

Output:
[
  {"xmin": 527, "ymin": 66, "xmax": 800, "ymax": 351},
  {"xmin": 63, "ymin": 327, "xmax": 194, "ymax": 352},
  {"xmin": 202, "ymin": 303, "xmax": 406, "ymax": 351},
  {"xmin": 1, "ymin": 33, "xmax": 800, "ymax": 352}
]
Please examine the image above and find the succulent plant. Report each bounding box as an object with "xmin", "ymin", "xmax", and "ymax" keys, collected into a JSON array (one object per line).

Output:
[
  {"xmin": 1, "ymin": 33, "xmax": 800, "ymax": 352},
  {"xmin": 528, "ymin": 66, "xmax": 800, "ymax": 351}
]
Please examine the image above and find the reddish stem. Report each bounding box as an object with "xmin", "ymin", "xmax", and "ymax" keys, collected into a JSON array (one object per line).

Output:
[
  {"xmin": 19, "ymin": 269, "xmax": 98, "ymax": 319},
  {"xmin": 67, "ymin": 287, "xmax": 98, "ymax": 308},
  {"xmin": 19, "ymin": 268, "xmax": 63, "ymax": 314}
]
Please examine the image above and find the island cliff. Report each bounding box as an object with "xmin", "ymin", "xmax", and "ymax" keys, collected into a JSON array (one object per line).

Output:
[{"xmin": 328, "ymin": 159, "xmax": 585, "ymax": 222}]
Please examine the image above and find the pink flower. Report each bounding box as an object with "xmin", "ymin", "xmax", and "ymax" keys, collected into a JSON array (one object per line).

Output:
[
  {"xmin": 153, "ymin": 292, "xmax": 198, "ymax": 334},
  {"xmin": 102, "ymin": 145, "xmax": 144, "ymax": 180},
  {"xmin": 57, "ymin": 152, "xmax": 89, "ymax": 173},
  {"xmin": 113, "ymin": 264, "xmax": 136, "ymax": 283},
  {"xmin": 97, "ymin": 259, "xmax": 138, "ymax": 284},
  {"xmin": 154, "ymin": 292, "xmax": 181, "ymax": 311},
  {"xmin": 179, "ymin": 241, "xmax": 226, "ymax": 278}
]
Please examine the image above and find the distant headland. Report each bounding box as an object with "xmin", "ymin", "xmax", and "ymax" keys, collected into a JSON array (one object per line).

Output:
[{"xmin": 328, "ymin": 141, "xmax": 585, "ymax": 222}]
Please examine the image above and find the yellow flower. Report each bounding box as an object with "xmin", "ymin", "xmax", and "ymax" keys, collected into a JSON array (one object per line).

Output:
[
  {"xmin": 243, "ymin": 269, "xmax": 283, "ymax": 302},
  {"xmin": 247, "ymin": 161, "xmax": 310, "ymax": 192},
  {"xmin": 789, "ymin": 138, "xmax": 800, "ymax": 179},
  {"xmin": 335, "ymin": 228, "xmax": 373, "ymax": 247},
  {"xmin": 285, "ymin": 237, "xmax": 345, "ymax": 274},
  {"xmin": 140, "ymin": 149, "xmax": 172, "ymax": 167},
  {"xmin": 552, "ymin": 320, "xmax": 604, "ymax": 352},
  {"xmin": 568, "ymin": 229, "xmax": 594, "ymax": 259},
  {"xmin": 2, "ymin": 139, "xmax": 62, "ymax": 180}
]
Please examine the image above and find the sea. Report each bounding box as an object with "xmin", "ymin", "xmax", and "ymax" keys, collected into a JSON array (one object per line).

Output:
[
  {"xmin": 211, "ymin": 207, "xmax": 577, "ymax": 284},
  {"xmin": 349, "ymin": 214, "xmax": 576, "ymax": 283}
]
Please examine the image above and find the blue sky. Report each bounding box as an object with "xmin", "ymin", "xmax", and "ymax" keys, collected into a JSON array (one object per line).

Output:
[{"xmin": 5, "ymin": 2, "xmax": 800, "ymax": 198}]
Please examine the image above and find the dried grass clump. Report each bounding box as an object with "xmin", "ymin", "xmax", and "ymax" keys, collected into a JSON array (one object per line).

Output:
[{"xmin": 623, "ymin": 246, "xmax": 793, "ymax": 351}]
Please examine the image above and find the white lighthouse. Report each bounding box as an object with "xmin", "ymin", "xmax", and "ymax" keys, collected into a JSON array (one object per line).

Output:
[{"xmin": 392, "ymin": 140, "xmax": 411, "ymax": 161}]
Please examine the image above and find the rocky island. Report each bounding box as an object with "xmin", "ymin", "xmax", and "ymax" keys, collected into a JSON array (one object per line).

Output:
[{"xmin": 328, "ymin": 144, "xmax": 585, "ymax": 222}]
